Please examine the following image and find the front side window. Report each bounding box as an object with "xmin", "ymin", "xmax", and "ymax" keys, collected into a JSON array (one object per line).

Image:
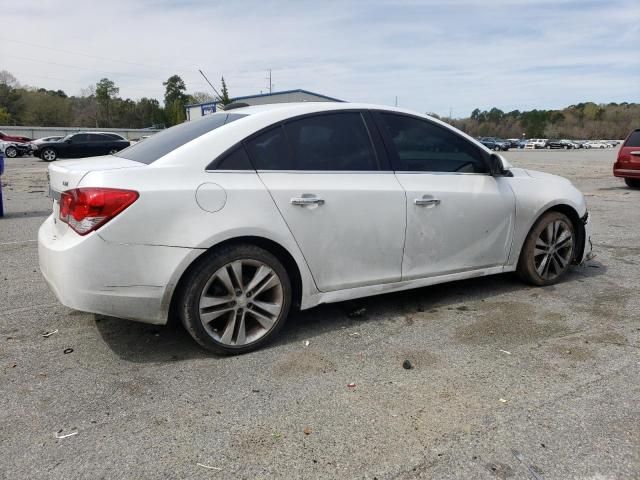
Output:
[
  {"xmin": 283, "ymin": 112, "xmax": 378, "ymax": 171},
  {"xmin": 378, "ymin": 113, "xmax": 488, "ymax": 173},
  {"xmin": 71, "ymin": 134, "xmax": 89, "ymax": 143}
]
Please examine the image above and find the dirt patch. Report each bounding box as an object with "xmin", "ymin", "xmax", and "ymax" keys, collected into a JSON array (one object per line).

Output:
[
  {"xmin": 549, "ymin": 344, "xmax": 595, "ymax": 362},
  {"xmin": 272, "ymin": 350, "xmax": 336, "ymax": 378},
  {"xmin": 455, "ymin": 301, "xmax": 570, "ymax": 346},
  {"xmin": 585, "ymin": 332, "xmax": 628, "ymax": 345},
  {"xmin": 485, "ymin": 462, "xmax": 515, "ymax": 479}
]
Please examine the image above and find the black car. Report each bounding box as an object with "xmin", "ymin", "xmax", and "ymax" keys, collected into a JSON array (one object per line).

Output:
[
  {"xmin": 2, "ymin": 142, "xmax": 33, "ymax": 158},
  {"xmin": 546, "ymin": 139, "xmax": 576, "ymax": 149},
  {"xmin": 36, "ymin": 132, "xmax": 130, "ymax": 162}
]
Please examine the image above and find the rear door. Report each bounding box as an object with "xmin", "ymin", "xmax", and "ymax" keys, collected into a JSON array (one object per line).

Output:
[
  {"xmin": 247, "ymin": 111, "xmax": 406, "ymax": 292},
  {"xmin": 374, "ymin": 112, "xmax": 515, "ymax": 280}
]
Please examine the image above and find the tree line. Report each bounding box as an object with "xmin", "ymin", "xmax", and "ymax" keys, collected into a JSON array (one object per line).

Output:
[
  {"xmin": 0, "ymin": 71, "xmax": 231, "ymax": 129},
  {"xmin": 444, "ymin": 102, "xmax": 638, "ymax": 140},
  {"xmin": 1, "ymin": 69, "xmax": 636, "ymax": 139}
]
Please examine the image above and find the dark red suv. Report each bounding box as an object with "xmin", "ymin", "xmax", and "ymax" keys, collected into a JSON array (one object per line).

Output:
[{"xmin": 614, "ymin": 129, "xmax": 640, "ymax": 188}]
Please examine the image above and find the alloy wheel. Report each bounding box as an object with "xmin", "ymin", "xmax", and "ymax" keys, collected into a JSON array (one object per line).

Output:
[
  {"xmin": 198, "ymin": 259, "xmax": 284, "ymax": 346},
  {"xmin": 42, "ymin": 149, "xmax": 56, "ymax": 161},
  {"xmin": 533, "ymin": 219, "xmax": 573, "ymax": 281},
  {"xmin": 5, "ymin": 147, "xmax": 17, "ymax": 158}
]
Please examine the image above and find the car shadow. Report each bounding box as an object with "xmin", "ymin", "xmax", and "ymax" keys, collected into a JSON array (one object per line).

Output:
[{"xmin": 95, "ymin": 261, "xmax": 607, "ymax": 363}]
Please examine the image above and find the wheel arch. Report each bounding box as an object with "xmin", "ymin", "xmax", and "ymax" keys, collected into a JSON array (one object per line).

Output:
[
  {"xmin": 515, "ymin": 203, "xmax": 586, "ymax": 267},
  {"xmin": 167, "ymin": 235, "xmax": 304, "ymax": 326}
]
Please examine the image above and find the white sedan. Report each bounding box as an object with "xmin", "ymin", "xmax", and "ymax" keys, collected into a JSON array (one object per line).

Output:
[{"xmin": 39, "ymin": 103, "xmax": 593, "ymax": 354}]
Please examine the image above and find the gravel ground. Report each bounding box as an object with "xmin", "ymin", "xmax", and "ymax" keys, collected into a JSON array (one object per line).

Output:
[{"xmin": 1, "ymin": 149, "xmax": 638, "ymax": 480}]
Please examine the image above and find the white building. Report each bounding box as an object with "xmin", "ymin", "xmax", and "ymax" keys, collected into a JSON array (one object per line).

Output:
[{"xmin": 185, "ymin": 89, "xmax": 343, "ymax": 121}]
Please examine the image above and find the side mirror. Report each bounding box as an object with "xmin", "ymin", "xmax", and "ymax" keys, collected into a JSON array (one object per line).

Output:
[{"xmin": 488, "ymin": 153, "xmax": 506, "ymax": 176}]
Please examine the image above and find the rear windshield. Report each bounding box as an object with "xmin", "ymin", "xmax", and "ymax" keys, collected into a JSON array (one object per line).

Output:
[
  {"xmin": 624, "ymin": 130, "xmax": 640, "ymax": 147},
  {"xmin": 116, "ymin": 113, "xmax": 246, "ymax": 164}
]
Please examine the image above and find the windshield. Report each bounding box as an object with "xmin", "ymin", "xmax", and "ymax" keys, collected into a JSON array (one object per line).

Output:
[{"xmin": 115, "ymin": 113, "xmax": 247, "ymax": 164}]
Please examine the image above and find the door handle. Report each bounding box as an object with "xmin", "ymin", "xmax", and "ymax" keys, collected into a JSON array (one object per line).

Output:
[
  {"xmin": 414, "ymin": 197, "xmax": 441, "ymax": 207},
  {"xmin": 630, "ymin": 151, "xmax": 640, "ymax": 156},
  {"xmin": 291, "ymin": 196, "xmax": 325, "ymax": 206}
]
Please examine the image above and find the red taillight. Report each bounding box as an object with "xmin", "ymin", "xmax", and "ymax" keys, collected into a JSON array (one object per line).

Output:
[{"xmin": 59, "ymin": 188, "xmax": 139, "ymax": 235}]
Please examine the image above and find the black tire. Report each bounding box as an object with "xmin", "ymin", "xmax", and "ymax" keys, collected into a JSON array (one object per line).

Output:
[
  {"xmin": 493, "ymin": 145, "xmax": 500, "ymax": 151},
  {"xmin": 625, "ymin": 178, "xmax": 640, "ymax": 189},
  {"xmin": 108, "ymin": 149, "xmax": 118, "ymax": 155},
  {"xmin": 4, "ymin": 146, "xmax": 18, "ymax": 158},
  {"xmin": 517, "ymin": 211, "xmax": 575, "ymax": 286},
  {"xmin": 179, "ymin": 244, "xmax": 292, "ymax": 355},
  {"xmin": 41, "ymin": 148, "xmax": 57, "ymax": 162}
]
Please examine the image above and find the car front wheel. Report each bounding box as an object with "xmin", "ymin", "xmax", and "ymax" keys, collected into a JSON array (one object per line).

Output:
[
  {"xmin": 4, "ymin": 146, "xmax": 18, "ymax": 158},
  {"xmin": 625, "ymin": 178, "xmax": 640, "ymax": 189},
  {"xmin": 179, "ymin": 244, "xmax": 292, "ymax": 355},
  {"xmin": 517, "ymin": 211, "xmax": 575, "ymax": 286},
  {"xmin": 41, "ymin": 148, "xmax": 57, "ymax": 162}
]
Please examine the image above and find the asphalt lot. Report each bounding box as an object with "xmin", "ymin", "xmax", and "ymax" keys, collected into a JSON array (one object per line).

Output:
[{"xmin": 1, "ymin": 149, "xmax": 638, "ymax": 480}]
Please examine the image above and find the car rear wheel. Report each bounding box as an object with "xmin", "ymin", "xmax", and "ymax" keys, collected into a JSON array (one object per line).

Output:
[
  {"xmin": 179, "ymin": 244, "xmax": 292, "ymax": 355},
  {"xmin": 4, "ymin": 146, "xmax": 18, "ymax": 158},
  {"xmin": 517, "ymin": 211, "xmax": 575, "ymax": 286},
  {"xmin": 41, "ymin": 148, "xmax": 57, "ymax": 162},
  {"xmin": 625, "ymin": 178, "xmax": 640, "ymax": 189},
  {"xmin": 108, "ymin": 149, "xmax": 118, "ymax": 155}
]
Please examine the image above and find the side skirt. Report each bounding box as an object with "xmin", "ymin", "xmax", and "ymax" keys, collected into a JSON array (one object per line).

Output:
[{"xmin": 301, "ymin": 265, "xmax": 513, "ymax": 309}]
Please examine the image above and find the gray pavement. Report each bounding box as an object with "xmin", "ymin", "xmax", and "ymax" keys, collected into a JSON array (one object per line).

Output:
[{"xmin": 1, "ymin": 149, "xmax": 638, "ymax": 479}]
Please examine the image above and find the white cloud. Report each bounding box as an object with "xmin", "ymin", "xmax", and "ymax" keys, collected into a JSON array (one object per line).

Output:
[{"xmin": 0, "ymin": 0, "xmax": 638, "ymax": 117}]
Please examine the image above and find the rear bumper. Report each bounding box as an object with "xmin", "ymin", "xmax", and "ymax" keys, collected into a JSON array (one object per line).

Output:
[
  {"xmin": 38, "ymin": 215, "xmax": 200, "ymax": 325},
  {"xmin": 613, "ymin": 167, "xmax": 640, "ymax": 179}
]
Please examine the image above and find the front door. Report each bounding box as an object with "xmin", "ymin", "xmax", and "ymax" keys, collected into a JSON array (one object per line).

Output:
[
  {"xmin": 245, "ymin": 112, "xmax": 406, "ymax": 292},
  {"xmin": 374, "ymin": 112, "xmax": 515, "ymax": 280}
]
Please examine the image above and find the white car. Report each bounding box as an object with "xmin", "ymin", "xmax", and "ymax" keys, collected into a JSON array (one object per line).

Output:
[
  {"xmin": 39, "ymin": 103, "xmax": 593, "ymax": 354},
  {"xmin": 584, "ymin": 141, "xmax": 607, "ymax": 149},
  {"xmin": 524, "ymin": 138, "xmax": 547, "ymax": 150}
]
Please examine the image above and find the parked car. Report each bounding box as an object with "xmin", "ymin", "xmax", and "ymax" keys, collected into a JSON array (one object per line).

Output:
[
  {"xmin": 584, "ymin": 141, "xmax": 607, "ymax": 149},
  {"xmin": 39, "ymin": 103, "xmax": 593, "ymax": 354},
  {"xmin": 524, "ymin": 139, "xmax": 548, "ymax": 149},
  {"xmin": 478, "ymin": 137, "xmax": 509, "ymax": 151},
  {"xmin": 613, "ymin": 129, "xmax": 640, "ymax": 188},
  {"xmin": 35, "ymin": 132, "xmax": 130, "ymax": 162},
  {"xmin": 505, "ymin": 139, "xmax": 521, "ymax": 148},
  {"xmin": 547, "ymin": 139, "xmax": 576, "ymax": 149},
  {"xmin": 0, "ymin": 131, "xmax": 32, "ymax": 143},
  {"xmin": 1, "ymin": 141, "xmax": 33, "ymax": 158}
]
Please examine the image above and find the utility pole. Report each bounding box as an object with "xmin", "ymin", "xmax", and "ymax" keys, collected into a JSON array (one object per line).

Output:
[
  {"xmin": 449, "ymin": 107, "xmax": 453, "ymax": 120},
  {"xmin": 395, "ymin": 96, "xmax": 398, "ymax": 107},
  {"xmin": 266, "ymin": 69, "xmax": 273, "ymax": 95}
]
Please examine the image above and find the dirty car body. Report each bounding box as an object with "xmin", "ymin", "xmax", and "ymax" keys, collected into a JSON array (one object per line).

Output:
[{"xmin": 38, "ymin": 103, "xmax": 592, "ymax": 352}]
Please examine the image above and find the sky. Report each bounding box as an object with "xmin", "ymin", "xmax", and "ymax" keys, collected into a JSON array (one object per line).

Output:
[{"xmin": 1, "ymin": 0, "xmax": 638, "ymax": 118}]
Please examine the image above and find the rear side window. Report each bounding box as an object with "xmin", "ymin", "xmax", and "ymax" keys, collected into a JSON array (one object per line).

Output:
[
  {"xmin": 378, "ymin": 113, "xmax": 487, "ymax": 173},
  {"xmin": 283, "ymin": 113, "xmax": 377, "ymax": 171},
  {"xmin": 208, "ymin": 146, "xmax": 253, "ymax": 170},
  {"xmin": 245, "ymin": 126, "xmax": 293, "ymax": 170},
  {"xmin": 624, "ymin": 130, "xmax": 640, "ymax": 147},
  {"xmin": 116, "ymin": 113, "xmax": 246, "ymax": 164}
]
